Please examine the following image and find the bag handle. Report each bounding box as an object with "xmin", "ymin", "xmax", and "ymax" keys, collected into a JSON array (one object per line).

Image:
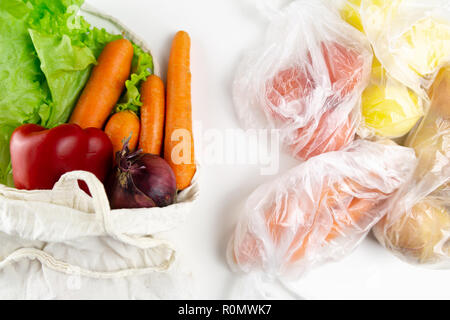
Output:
[
  {"xmin": 0, "ymin": 247, "xmax": 175, "ymax": 280},
  {"xmin": 54, "ymin": 171, "xmax": 175, "ymax": 249},
  {"xmin": 0, "ymin": 171, "xmax": 177, "ymax": 279}
]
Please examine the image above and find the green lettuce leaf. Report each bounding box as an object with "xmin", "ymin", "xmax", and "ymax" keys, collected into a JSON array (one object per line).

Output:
[
  {"xmin": 29, "ymin": 30, "xmax": 97, "ymax": 127},
  {"xmin": 115, "ymin": 44, "xmax": 154, "ymax": 115},
  {"xmin": 0, "ymin": 0, "xmax": 50, "ymax": 185},
  {"xmin": 25, "ymin": 1, "xmax": 122, "ymax": 128},
  {"xmin": 0, "ymin": 0, "xmax": 153, "ymax": 186},
  {"xmin": 0, "ymin": 125, "xmax": 18, "ymax": 187}
]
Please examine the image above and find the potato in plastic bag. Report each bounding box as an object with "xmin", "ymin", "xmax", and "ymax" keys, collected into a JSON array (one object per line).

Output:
[
  {"xmin": 374, "ymin": 192, "xmax": 450, "ymax": 266},
  {"xmin": 360, "ymin": 0, "xmax": 450, "ymax": 97},
  {"xmin": 227, "ymin": 140, "xmax": 417, "ymax": 279},
  {"xmin": 233, "ymin": 0, "xmax": 372, "ymax": 161},
  {"xmin": 374, "ymin": 67, "xmax": 450, "ymax": 266}
]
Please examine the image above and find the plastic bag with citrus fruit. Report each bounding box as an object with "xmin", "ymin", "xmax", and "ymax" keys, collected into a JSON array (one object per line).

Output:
[
  {"xmin": 359, "ymin": 60, "xmax": 424, "ymax": 139},
  {"xmin": 228, "ymin": 140, "xmax": 417, "ymax": 279},
  {"xmin": 233, "ymin": 0, "xmax": 372, "ymax": 161},
  {"xmin": 337, "ymin": 0, "xmax": 425, "ymax": 139},
  {"xmin": 359, "ymin": 0, "xmax": 450, "ymax": 97}
]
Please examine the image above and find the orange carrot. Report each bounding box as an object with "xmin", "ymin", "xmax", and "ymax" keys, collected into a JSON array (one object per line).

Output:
[
  {"xmin": 105, "ymin": 111, "xmax": 140, "ymax": 156},
  {"xmin": 70, "ymin": 39, "xmax": 134, "ymax": 129},
  {"xmin": 139, "ymin": 75, "xmax": 165, "ymax": 155},
  {"xmin": 234, "ymin": 180, "xmax": 384, "ymax": 266},
  {"xmin": 164, "ymin": 31, "xmax": 196, "ymax": 191}
]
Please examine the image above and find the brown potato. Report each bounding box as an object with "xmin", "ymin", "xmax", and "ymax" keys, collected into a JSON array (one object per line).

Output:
[{"xmin": 376, "ymin": 198, "xmax": 450, "ymax": 264}]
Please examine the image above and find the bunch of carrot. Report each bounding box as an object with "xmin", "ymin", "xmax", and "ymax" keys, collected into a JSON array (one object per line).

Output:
[{"xmin": 69, "ymin": 32, "xmax": 196, "ymax": 191}]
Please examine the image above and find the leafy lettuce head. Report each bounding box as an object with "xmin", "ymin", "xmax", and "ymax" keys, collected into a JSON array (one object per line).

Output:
[{"xmin": 0, "ymin": 0, "xmax": 153, "ymax": 186}]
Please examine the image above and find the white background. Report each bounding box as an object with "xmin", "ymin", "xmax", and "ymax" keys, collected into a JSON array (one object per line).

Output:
[{"xmin": 87, "ymin": 0, "xmax": 450, "ymax": 300}]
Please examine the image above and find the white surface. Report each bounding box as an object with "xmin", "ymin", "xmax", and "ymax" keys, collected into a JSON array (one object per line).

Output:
[{"xmin": 86, "ymin": 0, "xmax": 450, "ymax": 300}]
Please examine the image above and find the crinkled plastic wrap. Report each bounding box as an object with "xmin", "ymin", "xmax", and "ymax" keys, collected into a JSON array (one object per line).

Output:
[
  {"xmin": 233, "ymin": 0, "xmax": 372, "ymax": 161},
  {"xmin": 373, "ymin": 67, "xmax": 450, "ymax": 267},
  {"xmin": 360, "ymin": 0, "xmax": 450, "ymax": 97},
  {"xmin": 337, "ymin": 0, "xmax": 424, "ymax": 139},
  {"xmin": 374, "ymin": 191, "xmax": 450, "ymax": 266},
  {"xmin": 359, "ymin": 58, "xmax": 424, "ymax": 139},
  {"xmin": 228, "ymin": 140, "xmax": 417, "ymax": 279}
]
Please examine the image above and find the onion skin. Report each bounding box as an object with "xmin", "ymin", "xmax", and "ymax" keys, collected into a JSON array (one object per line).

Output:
[
  {"xmin": 106, "ymin": 143, "xmax": 177, "ymax": 210},
  {"xmin": 106, "ymin": 169, "xmax": 157, "ymax": 210},
  {"xmin": 133, "ymin": 154, "xmax": 177, "ymax": 208}
]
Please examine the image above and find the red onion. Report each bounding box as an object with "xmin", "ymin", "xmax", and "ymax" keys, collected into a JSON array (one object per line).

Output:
[{"xmin": 106, "ymin": 142, "xmax": 177, "ymax": 210}]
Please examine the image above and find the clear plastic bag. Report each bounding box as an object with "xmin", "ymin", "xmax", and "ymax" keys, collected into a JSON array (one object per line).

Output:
[
  {"xmin": 374, "ymin": 190, "xmax": 450, "ymax": 267},
  {"xmin": 358, "ymin": 58, "xmax": 424, "ymax": 139},
  {"xmin": 227, "ymin": 140, "xmax": 417, "ymax": 279},
  {"xmin": 233, "ymin": 0, "xmax": 372, "ymax": 160},
  {"xmin": 373, "ymin": 67, "xmax": 450, "ymax": 267},
  {"xmin": 360, "ymin": 62, "xmax": 424, "ymax": 139},
  {"xmin": 336, "ymin": 0, "xmax": 424, "ymax": 139},
  {"xmin": 360, "ymin": 0, "xmax": 450, "ymax": 97}
]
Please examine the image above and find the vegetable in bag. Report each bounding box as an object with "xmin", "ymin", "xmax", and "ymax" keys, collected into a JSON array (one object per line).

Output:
[
  {"xmin": 337, "ymin": 0, "xmax": 424, "ymax": 139},
  {"xmin": 10, "ymin": 124, "xmax": 113, "ymax": 191},
  {"xmin": 69, "ymin": 39, "xmax": 135, "ymax": 129},
  {"xmin": 360, "ymin": 61, "xmax": 423, "ymax": 139},
  {"xmin": 359, "ymin": 0, "xmax": 450, "ymax": 96},
  {"xmin": 375, "ymin": 195, "xmax": 450, "ymax": 265},
  {"xmin": 374, "ymin": 67, "xmax": 450, "ymax": 266},
  {"xmin": 407, "ymin": 68, "xmax": 450, "ymax": 178},
  {"xmin": 228, "ymin": 140, "xmax": 417, "ymax": 278},
  {"xmin": 233, "ymin": 0, "xmax": 372, "ymax": 161},
  {"xmin": 106, "ymin": 140, "xmax": 177, "ymax": 210},
  {"xmin": 0, "ymin": 0, "xmax": 153, "ymax": 187}
]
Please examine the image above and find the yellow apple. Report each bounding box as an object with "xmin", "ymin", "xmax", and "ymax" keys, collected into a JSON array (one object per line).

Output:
[
  {"xmin": 361, "ymin": 79, "xmax": 423, "ymax": 138},
  {"xmin": 395, "ymin": 17, "xmax": 450, "ymax": 78}
]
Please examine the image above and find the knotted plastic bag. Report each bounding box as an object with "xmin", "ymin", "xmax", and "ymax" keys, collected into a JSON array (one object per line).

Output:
[
  {"xmin": 233, "ymin": 0, "xmax": 372, "ymax": 160},
  {"xmin": 227, "ymin": 140, "xmax": 417, "ymax": 280},
  {"xmin": 373, "ymin": 67, "xmax": 450, "ymax": 267}
]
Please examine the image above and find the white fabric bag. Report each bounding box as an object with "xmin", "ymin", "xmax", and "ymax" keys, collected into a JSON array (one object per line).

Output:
[
  {"xmin": 0, "ymin": 5, "xmax": 200, "ymax": 300},
  {"xmin": 0, "ymin": 170, "xmax": 199, "ymax": 299}
]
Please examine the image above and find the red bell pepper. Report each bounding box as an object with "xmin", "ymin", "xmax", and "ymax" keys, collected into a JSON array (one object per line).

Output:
[{"xmin": 10, "ymin": 124, "xmax": 113, "ymax": 190}]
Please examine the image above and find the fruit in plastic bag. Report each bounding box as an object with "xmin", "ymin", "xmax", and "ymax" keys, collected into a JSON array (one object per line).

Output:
[
  {"xmin": 228, "ymin": 140, "xmax": 417, "ymax": 278},
  {"xmin": 373, "ymin": 67, "xmax": 450, "ymax": 266},
  {"xmin": 396, "ymin": 18, "xmax": 450, "ymax": 80},
  {"xmin": 361, "ymin": 83, "xmax": 422, "ymax": 138},
  {"xmin": 359, "ymin": 0, "xmax": 450, "ymax": 96},
  {"xmin": 360, "ymin": 60, "xmax": 423, "ymax": 138},
  {"xmin": 336, "ymin": 1, "xmax": 424, "ymax": 138},
  {"xmin": 233, "ymin": 0, "xmax": 372, "ymax": 161}
]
